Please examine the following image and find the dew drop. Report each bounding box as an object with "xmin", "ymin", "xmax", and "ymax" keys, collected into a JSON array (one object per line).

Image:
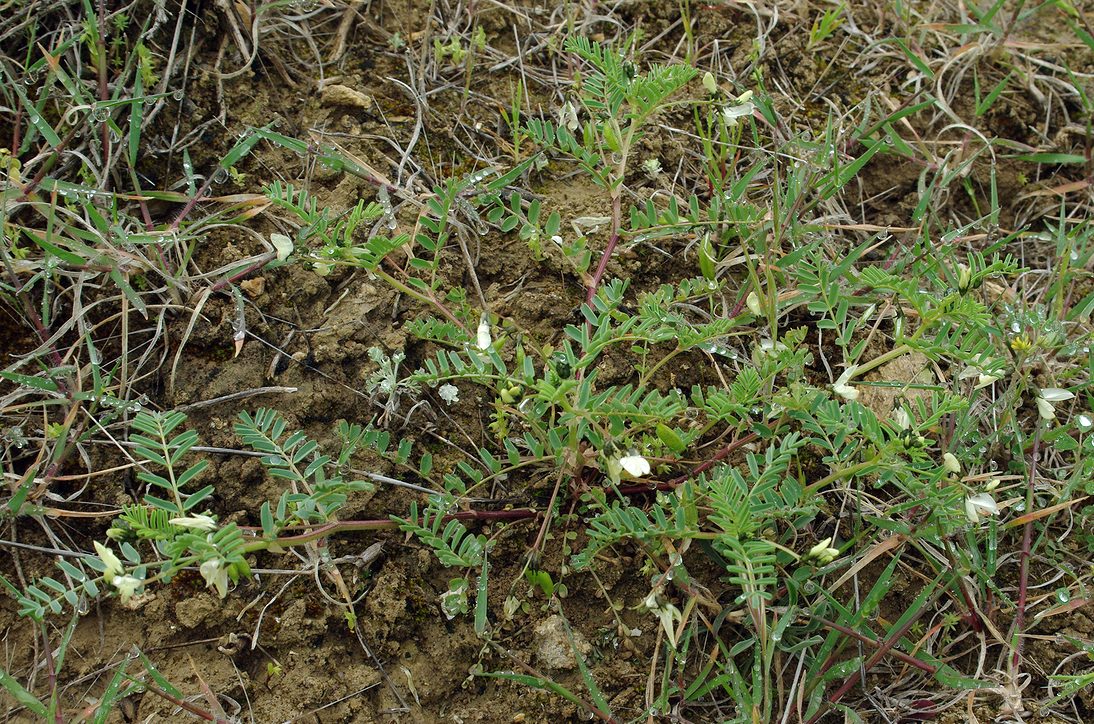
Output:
[
  {"xmin": 172, "ymin": 89, "xmax": 185, "ymax": 101},
  {"xmin": 1055, "ymin": 588, "xmax": 1070, "ymax": 604}
]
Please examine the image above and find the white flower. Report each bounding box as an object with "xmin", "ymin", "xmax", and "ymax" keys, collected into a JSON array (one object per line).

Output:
[
  {"xmin": 723, "ymin": 102, "xmax": 754, "ymax": 127},
  {"xmin": 975, "ymin": 373, "xmax": 1001, "ymax": 389},
  {"xmin": 832, "ymin": 365, "xmax": 859, "ymax": 401},
  {"xmin": 94, "ymin": 541, "xmax": 124, "ymax": 584},
  {"xmin": 438, "ymin": 384, "xmax": 459, "ymax": 405},
  {"xmin": 476, "ymin": 316, "xmax": 492, "ymax": 350},
  {"xmin": 1034, "ymin": 388, "xmax": 1072, "ymax": 421},
  {"xmin": 942, "ymin": 452, "xmax": 961, "ymax": 475},
  {"xmin": 757, "ymin": 338, "xmax": 787, "ymax": 357},
  {"xmin": 557, "ymin": 100, "xmax": 579, "ymax": 131},
  {"xmin": 959, "ymin": 360, "xmax": 1004, "ymax": 389},
  {"xmin": 619, "ymin": 453, "xmax": 651, "ymax": 478},
  {"xmin": 891, "ymin": 408, "xmax": 911, "ymax": 430},
  {"xmin": 964, "ymin": 493, "xmax": 998, "ymax": 524},
  {"xmin": 806, "ymin": 537, "xmax": 840, "ymax": 564},
  {"xmin": 808, "ymin": 537, "xmax": 833, "ymax": 559},
  {"xmin": 200, "ymin": 559, "xmax": 229, "ymax": 598},
  {"xmin": 984, "ymin": 478, "xmax": 1000, "ymax": 492},
  {"xmin": 746, "ymin": 290, "xmax": 763, "ymax": 317},
  {"xmin": 644, "ymin": 591, "xmax": 682, "ymax": 643},
  {"xmin": 270, "ymin": 233, "xmax": 293, "ymax": 262},
  {"xmin": 169, "ymin": 515, "xmax": 217, "ymax": 532},
  {"xmin": 1039, "ymin": 387, "xmax": 1074, "ymax": 402},
  {"xmin": 112, "ymin": 575, "xmax": 142, "ymax": 602}
]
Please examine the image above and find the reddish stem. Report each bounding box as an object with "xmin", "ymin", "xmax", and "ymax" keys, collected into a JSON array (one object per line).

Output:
[
  {"xmin": 1010, "ymin": 428, "xmax": 1041, "ymax": 671},
  {"xmin": 813, "ymin": 616, "xmax": 936, "ymax": 674},
  {"xmin": 807, "ymin": 589, "xmax": 938, "ymax": 724},
  {"xmin": 616, "ymin": 432, "xmax": 760, "ymax": 495},
  {"xmin": 585, "ymin": 193, "xmax": 623, "ymax": 305}
]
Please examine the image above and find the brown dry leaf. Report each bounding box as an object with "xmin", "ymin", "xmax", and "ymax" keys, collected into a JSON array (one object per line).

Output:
[{"xmin": 239, "ymin": 277, "xmax": 265, "ymax": 298}]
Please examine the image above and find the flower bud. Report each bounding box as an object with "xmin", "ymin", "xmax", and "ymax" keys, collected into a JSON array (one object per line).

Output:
[
  {"xmin": 808, "ymin": 537, "xmax": 833, "ymax": 559},
  {"xmin": 94, "ymin": 541, "xmax": 125, "ymax": 584},
  {"xmin": 746, "ymin": 290, "xmax": 763, "ymax": 317},
  {"xmin": 702, "ymin": 71, "xmax": 718, "ymax": 95},
  {"xmin": 1035, "ymin": 396, "xmax": 1056, "ymax": 420},
  {"xmin": 957, "ymin": 263, "xmax": 972, "ymax": 294}
]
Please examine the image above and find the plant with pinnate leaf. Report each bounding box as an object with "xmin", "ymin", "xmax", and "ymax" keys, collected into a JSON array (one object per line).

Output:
[{"xmin": 2, "ymin": 408, "xmax": 374, "ymax": 619}]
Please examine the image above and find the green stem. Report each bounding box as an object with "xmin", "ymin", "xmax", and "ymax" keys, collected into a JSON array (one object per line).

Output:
[
  {"xmin": 373, "ymin": 267, "xmax": 469, "ymax": 334},
  {"xmin": 803, "ymin": 455, "xmax": 882, "ymax": 496}
]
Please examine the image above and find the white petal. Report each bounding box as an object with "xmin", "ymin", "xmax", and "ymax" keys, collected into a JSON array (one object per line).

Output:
[
  {"xmin": 834, "ymin": 365, "xmax": 859, "ymax": 387},
  {"xmin": 112, "ymin": 575, "xmax": 142, "ymax": 601},
  {"xmin": 438, "ymin": 383, "xmax": 459, "ymax": 404},
  {"xmin": 1036, "ymin": 397, "xmax": 1056, "ymax": 420},
  {"xmin": 833, "ymin": 383, "xmax": 859, "ymax": 401},
  {"xmin": 942, "ymin": 452, "xmax": 961, "ymax": 474},
  {"xmin": 270, "ymin": 233, "xmax": 294, "ymax": 262},
  {"xmin": 746, "ymin": 291, "xmax": 763, "ymax": 316},
  {"xmin": 964, "ymin": 497, "xmax": 979, "ymax": 524},
  {"xmin": 808, "ymin": 537, "xmax": 832, "ymax": 558},
  {"xmin": 200, "ymin": 559, "xmax": 229, "ymax": 598},
  {"xmin": 476, "ymin": 317, "xmax": 492, "ymax": 350},
  {"xmin": 967, "ymin": 493, "xmax": 998, "ymax": 518},
  {"xmin": 975, "ymin": 374, "xmax": 1001, "ymax": 389},
  {"xmin": 1039, "ymin": 388, "xmax": 1074, "ymax": 402},
  {"xmin": 94, "ymin": 541, "xmax": 125, "ymax": 581},
  {"xmin": 169, "ymin": 515, "xmax": 217, "ymax": 532},
  {"xmin": 957, "ymin": 367, "xmax": 981, "ymax": 381},
  {"xmin": 619, "ymin": 454, "xmax": 651, "ymax": 478}
]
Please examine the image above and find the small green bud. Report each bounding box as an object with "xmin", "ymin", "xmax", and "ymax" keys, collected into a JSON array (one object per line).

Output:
[
  {"xmin": 656, "ymin": 423, "xmax": 686, "ymax": 453},
  {"xmin": 698, "ymin": 236, "xmax": 717, "ymax": 280},
  {"xmin": 603, "ymin": 121, "xmax": 622, "ymax": 153},
  {"xmin": 956, "ymin": 263, "xmax": 972, "ymax": 294}
]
